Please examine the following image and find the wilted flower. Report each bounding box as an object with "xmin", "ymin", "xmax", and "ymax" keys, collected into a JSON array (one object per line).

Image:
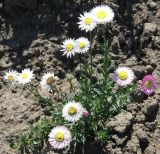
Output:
[
  {"xmin": 48, "ymin": 126, "xmax": 72, "ymax": 149},
  {"xmin": 140, "ymin": 75, "xmax": 157, "ymax": 95},
  {"xmin": 40, "ymin": 72, "xmax": 58, "ymax": 92},
  {"xmin": 3, "ymin": 70, "xmax": 18, "ymax": 86},
  {"xmin": 112, "ymin": 67, "xmax": 135, "ymax": 86},
  {"xmin": 91, "ymin": 5, "xmax": 114, "ymax": 24},
  {"xmin": 62, "ymin": 101, "xmax": 84, "ymax": 122},
  {"xmin": 61, "ymin": 38, "xmax": 76, "ymax": 58},
  {"xmin": 75, "ymin": 37, "xmax": 90, "ymax": 53},
  {"xmin": 78, "ymin": 12, "xmax": 97, "ymax": 32},
  {"xmin": 17, "ymin": 69, "xmax": 34, "ymax": 85}
]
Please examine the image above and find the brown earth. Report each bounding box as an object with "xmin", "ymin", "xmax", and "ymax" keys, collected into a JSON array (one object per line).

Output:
[{"xmin": 0, "ymin": 0, "xmax": 160, "ymax": 153}]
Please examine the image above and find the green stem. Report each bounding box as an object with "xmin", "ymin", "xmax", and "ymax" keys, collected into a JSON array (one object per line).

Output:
[
  {"xmin": 76, "ymin": 54, "xmax": 82, "ymax": 69},
  {"xmin": 102, "ymin": 26, "xmax": 109, "ymax": 79},
  {"xmin": 89, "ymin": 31, "xmax": 93, "ymax": 73}
]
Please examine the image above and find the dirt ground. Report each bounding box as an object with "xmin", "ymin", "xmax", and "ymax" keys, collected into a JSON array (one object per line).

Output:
[{"xmin": 0, "ymin": 0, "xmax": 160, "ymax": 153}]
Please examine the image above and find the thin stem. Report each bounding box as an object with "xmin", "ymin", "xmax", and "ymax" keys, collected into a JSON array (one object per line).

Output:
[
  {"xmin": 76, "ymin": 54, "xmax": 82, "ymax": 69},
  {"xmin": 89, "ymin": 31, "xmax": 93, "ymax": 73},
  {"xmin": 102, "ymin": 26, "xmax": 109, "ymax": 79}
]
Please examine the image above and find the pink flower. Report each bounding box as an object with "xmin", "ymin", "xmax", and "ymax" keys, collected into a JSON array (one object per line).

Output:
[
  {"xmin": 140, "ymin": 75, "xmax": 157, "ymax": 95},
  {"xmin": 48, "ymin": 126, "xmax": 72, "ymax": 149},
  {"xmin": 83, "ymin": 110, "xmax": 90, "ymax": 117},
  {"xmin": 112, "ymin": 67, "xmax": 135, "ymax": 86}
]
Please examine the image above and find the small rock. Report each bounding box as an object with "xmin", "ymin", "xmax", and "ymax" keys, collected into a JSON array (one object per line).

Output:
[
  {"xmin": 143, "ymin": 100, "xmax": 159, "ymax": 117},
  {"xmin": 131, "ymin": 90, "xmax": 144, "ymax": 103},
  {"xmin": 106, "ymin": 111, "xmax": 133, "ymax": 135},
  {"xmin": 127, "ymin": 103, "xmax": 138, "ymax": 116},
  {"xmin": 110, "ymin": 36, "xmax": 120, "ymax": 54},
  {"xmin": 157, "ymin": 25, "xmax": 160, "ymax": 36},
  {"xmin": 11, "ymin": 89, "xmax": 18, "ymax": 93},
  {"xmin": 145, "ymin": 145, "xmax": 156, "ymax": 154},
  {"xmin": 153, "ymin": 36, "xmax": 160, "ymax": 49},
  {"xmin": 0, "ymin": 113, "xmax": 4, "ymax": 117},
  {"xmin": 136, "ymin": 129, "xmax": 148, "ymax": 142},
  {"xmin": 112, "ymin": 135, "xmax": 128, "ymax": 146},
  {"xmin": 147, "ymin": 0, "xmax": 157, "ymax": 9},
  {"xmin": 35, "ymin": 61, "xmax": 43, "ymax": 67},
  {"xmin": 143, "ymin": 100, "xmax": 159, "ymax": 122},
  {"xmin": 132, "ymin": 66, "xmax": 145, "ymax": 79},
  {"xmin": 143, "ymin": 23, "xmax": 157, "ymax": 35},
  {"xmin": 113, "ymin": 148, "xmax": 123, "ymax": 154},
  {"xmin": 125, "ymin": 136, "xmax": 141, "ymax": 154},
  {"xmin": 145, "ymin": 65, "xmax": 154, "ymax": 74},
  {"xmin": 135, "ymin": 113, "xmax": 145, "ymax": 123},
  {"xmin": 145, "ymin": 122, "xmax": 156, "ymax": 131}
]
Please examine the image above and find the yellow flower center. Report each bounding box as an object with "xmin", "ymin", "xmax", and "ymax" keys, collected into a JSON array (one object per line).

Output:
[
  {"xmin": 46, "ymin": 76, "xmax": 55, "ymax": 85},
  {"xmin": 118, "ymin": 71, "xmax": 128, "ymax": 80},
  {"xmin": 84, "ymin": 18, "xmax": 92, "ymax": 25},
  {"xmin": 21, "ymin": 73, "xmax": 28, "ymax": 79},
  {"xmin": 66, "ymin": 44, "xmax": 73, "ymax": 51},
  {"xmin": 79, "ymin": 42, "xmax": 85, "ymax": 49},
  {"xmin": 145, "ymin": 81, "xmax": 152, "ymax": 88},
  {"xmin": 96, "ymin": 10, "xmax": 107, "ymax": 19},
  {"xmin": 68, "ymin": 106, "xmax": 77, "ymax": 115},
  {"xmin": 55, "ymin": 132, "xmax": 64, "ymax": 142},
  {"xmin": 7, "ymin": 75, "xmax": 14, "ymax": 81}
]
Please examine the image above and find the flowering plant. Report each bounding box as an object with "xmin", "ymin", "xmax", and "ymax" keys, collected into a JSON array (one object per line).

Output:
[{"xmin": 7, "ymin": 3, "xmax": 157, "ymax": 154}]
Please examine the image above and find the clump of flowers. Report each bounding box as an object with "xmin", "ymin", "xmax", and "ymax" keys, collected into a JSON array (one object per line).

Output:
[
  {"xmin": 48, "ymin": 126, "xmax": 72, "ymax": 149},
  {"xmin": 40, "ymin": 72, "xmax": 58, "ymax": 92},
  {"xmin": 112, "ymin": 67, "xmax": 135, "ymax": 86},
  {"xmin": 62, "ymin": 101, "xmax": 84, "ymax": 122},
  {"xmin": 140, "ymin": 75, "xmax": 157, "ymax": 95},
  {"xmin": 61, "ymin": 37, "xmax": 90, "ymax": 57}
]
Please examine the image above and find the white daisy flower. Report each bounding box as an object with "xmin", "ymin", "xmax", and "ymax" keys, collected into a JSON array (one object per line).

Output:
[
  {"xmin": 62, "ymin": 101, "xmax": 84, "ymax": 122},
  {"xmin": 49, "ymin": 125, "xmax": 72, "ymax": 149},
  {"xmin": 40, "ymin": 72, "xmax": 58, "ymax": 92},
  {"xmin": 78, "ymin": 12, "xmax": 97, "ymax": 32},
  {"xmin": 3, "ymin": 70, "xmax": 18, "ymax": 86},
  {"xmin": 75, "ymin": 37, "xmax": 90, "ymax": 53},
  {"xmin": 17, "ymin": 69, "xmax": 34, "ymax": 85},
  {"xmin": 61, "ymin": 38, "xmax": 76, "ymax": 58},
  {"xmin": 112, "ymin": 67, "xmax": 135, "ymax": 86},
  {"xmin": 91, "ymin": 5, "xmax": 114, "ymax": 24}
]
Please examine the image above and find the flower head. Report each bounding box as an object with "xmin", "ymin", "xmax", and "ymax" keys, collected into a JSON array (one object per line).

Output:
[
  {"xmin": 83, "ymin": 109, "xmax": 90, "ymax": 117},
  {"xmin": 112, "ymin": 67, "xmax": 135, "ymax": 86},
  {"xmin": 91, "ymin": 5, "xmax": 114, "ymax": 24},
  {"xmin": 61, "ymin": 38, "xmax": 76, "ymax": 58},
  {"xmin": 17, "ymin": 69, "xmax": 34, "ymax": 85},
  {"xmin": 40, "ymin": 72, "xmax": 58, "ymax": 92},
  {"xmin": 78, "ymin": 12, "xmax": 97, "ymax": 32},
  {"xmin": 3, "ymin": 70, "xmax": 18, "ymax": 86},
  {"xmin": 48, "ymin": 125, "xmax": 72, "ymax": 149},
  {"xmin": 75, "ymin": 37, "xmax": 90, "ymax": 53},
  {"xmin": 140, "ymin": 75, "xmax": 157, "ymax": 95},
  {"xmin": 62, "ymin": 101, "xmax": 83, "ymax": 122}
]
